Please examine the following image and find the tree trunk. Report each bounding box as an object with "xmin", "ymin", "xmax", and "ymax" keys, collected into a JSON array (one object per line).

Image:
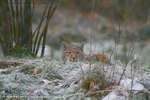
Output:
[
  {"xmin": 0, "ymin": 0, "xmax": 11, "ymax": 55},
  {"xmin": 23, "ymin": 0, "xmax": 32, "ymax": 50}
]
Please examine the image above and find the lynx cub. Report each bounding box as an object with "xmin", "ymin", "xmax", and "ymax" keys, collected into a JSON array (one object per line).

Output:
[
  {"xmin": 62, "ymin": 43, "xmax": 110, "ymax": 64},
  {"xmin": 62, "ymin": 43, "xmax": 84, "ymax": 63}
]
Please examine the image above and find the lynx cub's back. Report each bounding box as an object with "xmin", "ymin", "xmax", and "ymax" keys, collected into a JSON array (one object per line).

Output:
[
  {"xmin": 94, "ymin": 53, "xmax": 110, "ymax": 64},
  {"xmin": 85, "ymin": 53, "xmax": 110, "ymax": 64}
]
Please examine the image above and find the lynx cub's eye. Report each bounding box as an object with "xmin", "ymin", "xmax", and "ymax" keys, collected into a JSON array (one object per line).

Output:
[
  {"xmin": 76, "ymin": 51, "xmax": 79, "ymax": 54},
  {"xmin": 68, "ymin": 51, "xmax": 71, "ymax": 54},
  {"xmin": 65, "ymin": 51, "xmax": 71, "ymax": 54}
]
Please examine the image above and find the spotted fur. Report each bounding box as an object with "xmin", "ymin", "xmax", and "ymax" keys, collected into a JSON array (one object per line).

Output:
[
  {"xmin": 85, "ymin": 53, "xmax": 110, "ymax": 64},
  {"xmin": 94, "ymin": 53, "xmax": 110, "ymax": 64},
  {"xmin": 62, "ymin": 43, "xmax": 84, "ymax": 63}
]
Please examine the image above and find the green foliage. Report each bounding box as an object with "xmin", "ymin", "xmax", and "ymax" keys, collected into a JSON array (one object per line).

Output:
[{"xmin": 8, "ymin": 45, "xmax": 36, "ymax": 58}]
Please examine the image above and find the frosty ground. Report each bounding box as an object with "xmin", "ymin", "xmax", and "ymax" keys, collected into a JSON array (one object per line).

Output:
[{"xmin": 0, "ymin": 57, "xmax": 149, "ymax": 100}]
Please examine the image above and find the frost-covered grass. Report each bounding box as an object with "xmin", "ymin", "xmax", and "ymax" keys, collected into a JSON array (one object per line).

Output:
[
  {"xmin": 0, "ymin": 58, "xmax": 84, "ymax": 99},
  {"xmin": 0, "ymin": 58, "xmax": 149, "ymax": 100}
]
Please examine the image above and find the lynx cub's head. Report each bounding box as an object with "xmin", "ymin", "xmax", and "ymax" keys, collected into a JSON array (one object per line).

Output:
[{"xmin": 62, "ymin": 43, "xmax": 84, "ymax": 63}]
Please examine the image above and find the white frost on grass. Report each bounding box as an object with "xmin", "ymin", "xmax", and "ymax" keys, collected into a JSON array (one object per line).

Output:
[
  {"xmin": 102, "ymin": 91, "xmax": 126, "ymax": 100},
  {"xmin": 0, "ymin": 58, "xmax": 149, "ymax": 99},
  {"xmin": 120, "ymin": 78, "xmax": 144, "ymax": 93}
]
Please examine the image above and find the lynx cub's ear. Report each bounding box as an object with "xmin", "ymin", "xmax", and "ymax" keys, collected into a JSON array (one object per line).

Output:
[
  {"xmin": 71, "ymin": 42, "xmax": 84, "ymax": 51},
  {"xmin": 62, "ymin": 42, "xmax": 70, "ymax": 50},
  {"xmin": 79, "ymin": 43, "xmax": 84, "ymax": 51}
]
